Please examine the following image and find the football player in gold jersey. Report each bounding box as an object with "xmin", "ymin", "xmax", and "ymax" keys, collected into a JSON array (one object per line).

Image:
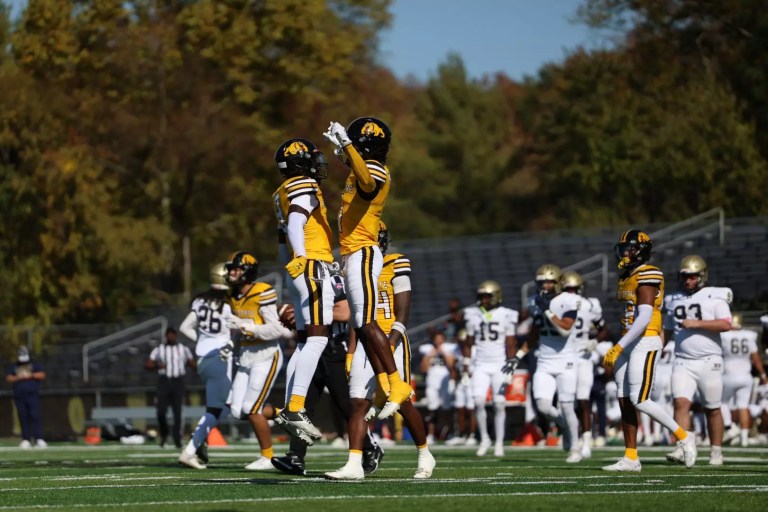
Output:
[
  {"xmin": 271, "ymin": 139, "xmax": 336, "ymax": 444},
  {"xmin": 602, "ymin": 230, "xmax": 697, "ymax": 471},
  {"xmin": 328, "ymin": 222, "xmax": 435, "ymax": 480},
  {"xmin": 323, "ymin": 117, "xmax": 413, "ymax": 420},
  {"xmin": 225, "ymin": 252, "xmax": 293, "ymax": 470}
]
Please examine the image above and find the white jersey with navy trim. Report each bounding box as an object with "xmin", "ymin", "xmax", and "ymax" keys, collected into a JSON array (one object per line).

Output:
[
  {"xmin": 664, "ymin": 287, "xmax": 732, "ymax": 359},
  {"xmin": 536, "ymin": 292, "xmax": 581, "ymax": 357},
  {"xmin": 465, "ymin": 305, "xmax": 519, "ymax": 364}
]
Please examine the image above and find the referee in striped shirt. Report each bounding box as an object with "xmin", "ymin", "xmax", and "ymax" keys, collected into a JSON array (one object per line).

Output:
[{"xmin": 146, "ymin": 328, "xmax": 195, "ymax": 448}]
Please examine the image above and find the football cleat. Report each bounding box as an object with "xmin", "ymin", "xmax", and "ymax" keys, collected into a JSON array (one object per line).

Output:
[
  {"xmin": 178, "ymin": 451, "xmax": 207, "ymax": 470},
  {"xmin": 666, "ymin": 444, "xmax": 684, "ymax": 464},
  {"xmin": 565, "ymin": 450, "xmax": 583, "ymax": 464},
  {"xmin": 681, "ymin": 432, "xmax": 697, "ymax": 468},
  {"xmin": 414, "ymin": 451, "xmax": 436, "ymax": 479},
  {"xmin": 19, "ymin": 440, "xmax": 31, "ymax": 449},
  {"xmin": 325, "ymin": 462, "xmax": 365, "ymax": 480},
  {"xmin": 445, "ymin": 436, "xmax": 466, "ymax": 446},
  {"xmin": 196, "ymin": 442, "xmax": 208, "ymax": 464},
  {"xmin": 602, "ymin": 457, "xmax": 641, "ymax": 472},
  {"xmin": 709, "ymin": 449, "xmax": 724, "ymax": 466},
  {"xmin": 362, "ymin": 445, "xmax": 385, "ymax": 475},
  {"xmin": 580, "ymin": 443, "xmax": 592, "ymax": 459},
  {"xmin": 245, "ymin": 456, "xmax": 277, "ymax": 471},
  {"xmin": 464, "ymin": 436, "xmax": 478, "ymax": 447},
  {"xmin": 35, "ymin": 439, "xmax": 48, "ymax": 449},
  {"xmin": 494, "ymin": 444, "xmax": 505, "ymax": 457},
  {"xmin": 271, "ymin": 454, "xmax": 306, "ymax": 476},
  {"xmin": 476, "ymin": 439, "xmax": 492, "ymax": 457},
  {"xmin": 378, "ymin": 381, "xmax": 415, "ymax": 419},
  {"xmin": 275, "ymin": 409, "xmax": 322, "ymax": 445}
]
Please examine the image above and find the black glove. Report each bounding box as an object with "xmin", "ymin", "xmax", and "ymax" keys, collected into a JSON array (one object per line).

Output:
[
  {"xmin": 501, "ymin": 356, "xmax": 520, "ymax": 374},
  {"xmin": 534, "ymin": 293, "xmax": 551, "ymax": 313}
]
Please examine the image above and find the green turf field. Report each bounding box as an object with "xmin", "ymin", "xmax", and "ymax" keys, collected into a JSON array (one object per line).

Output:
[{"xmin": 1, "ymin": 443, "xmax": 766, "ymax": 511}]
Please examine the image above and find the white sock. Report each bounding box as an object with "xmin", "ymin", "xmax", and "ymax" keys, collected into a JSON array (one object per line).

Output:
[
  {"xmin": 710, "ymin": 445, "xmax": 722, "ymax": 455},
  {"xmin": 740, "ymin": 429, "xmax": 749, "ymax": 447},
  {"xmin": 284, "ymin": 346, "xmax": 300, "ymax": 402},
  {"xmin": 582, "ymin": 431, "xmax": 592, "ymax": 445},
  {"xmin": 347, "ymin": 450, "xmax": 363, "ymax": 467},
  {"xmin": 634, "ymin": 399, "xmax": 680, "ymax": 433},
  {"xmin": 493, "ymin": 402, "xmax": 506, "ymax": 445},
  {"xmin": 559, "ymin": 401, "xmax": 579, "ymax": 447},
  {"xmin": 290, "ymin": 336, "xmax": 327, "ymax": 397},
  {"xmin": 475, "ymin": 399, "xmax": 490, "ymax": 442},
  {"xmin": 417, "ymin": 445, "xmax": 432, "ymax": 463}
]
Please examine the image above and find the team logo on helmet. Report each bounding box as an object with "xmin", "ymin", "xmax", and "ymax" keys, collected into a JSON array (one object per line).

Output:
[
  {"xmin": 283, "ymin": 141, "xmax": 309, "ymax": 157},
  {"xmin": 361, "ymin": 122, "xmax": 386, "ymax": 138}
]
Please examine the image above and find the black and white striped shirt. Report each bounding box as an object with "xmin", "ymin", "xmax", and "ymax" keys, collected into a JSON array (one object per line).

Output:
[{"xmin": 148, "ymin": 343, "xmax": 194, "ymax": 378}]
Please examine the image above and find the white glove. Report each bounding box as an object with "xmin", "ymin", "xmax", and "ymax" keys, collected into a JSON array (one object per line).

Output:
[
  {"xmin": 226, "ymin": 316, "xmax": 247, "ymax": 331},
  {"xmin": 586, "ymin": 338, "xmax": 598, "ymax": 353},
  {"xmin": 460, "ymin": 372, "xmax": 470, "ymax": 386},
  {"xmin": 219, "ymin": 340, "xmax": 234, "ymax": 361},
  {"xmin": 448, "ymin": 379, "xmax": 457, "ymax": 395},
  {"xmin": 323, "ymin": 121, "xmax": 352, "ymax": 149}
]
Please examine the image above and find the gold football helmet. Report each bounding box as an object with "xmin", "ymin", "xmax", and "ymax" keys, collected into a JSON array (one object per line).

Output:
[
  {"xmin": 679, "ymin": 255, "xmax": 707, "ymax": 293},
  {"xmin": 477, "ymin": 280, "xmax": 502, "ymax": 308},
  {"xmin": 536, "ymin": 264, "xmax": 562, "ymax": 294},
  {"xmin": 210, "ymin": 262, "xmax": 229, "ymax": 291},
  {"xmin": 731, "ymin": 313, "xmax": 742, "ymax": 330},
  {"xmin": 560, "ymin": 271, "xmax": 584, "ymax": 294}
]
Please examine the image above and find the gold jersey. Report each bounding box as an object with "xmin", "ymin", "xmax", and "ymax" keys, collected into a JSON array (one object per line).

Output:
[
  {"xmin": 338, "ymin": 160, "xmax": 390, "ymax": 255},
  {"xmin": 376, "ymin": 253, "xmax": 411, "ymax": 335},
  {"xmin": 617, "ymin": 264, "xmax": 665, "ymax": 337},
  {"xmin": 229, "ymin": 282, "xmax": 278, "ymax": 344},
  {"xmin": 272, "ymin": 176, "xmax": 334, "ymax": 262}
]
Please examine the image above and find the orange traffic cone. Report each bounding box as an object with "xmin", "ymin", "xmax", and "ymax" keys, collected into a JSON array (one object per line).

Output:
[
  {"xmin": 84, "ymin": 426, "xmax": 101, "ymax": 445},
  {"xmin": 207, "ymin": 427, "xmax": 228, "ymax": 447}
]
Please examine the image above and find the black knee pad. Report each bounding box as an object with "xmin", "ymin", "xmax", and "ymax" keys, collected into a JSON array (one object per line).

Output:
[{"xmin": 206, "ymin": 407, "xmax": 223, "ymax": 420}]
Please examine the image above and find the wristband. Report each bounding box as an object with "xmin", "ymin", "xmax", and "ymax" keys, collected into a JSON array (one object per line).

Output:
[
  {"xmin": 515, "ymin": 349, "xmax": 526, "ymax": 359},
  {"xmin": 392, "ymin": 322, "xmax": 406, "ymax": 335}
]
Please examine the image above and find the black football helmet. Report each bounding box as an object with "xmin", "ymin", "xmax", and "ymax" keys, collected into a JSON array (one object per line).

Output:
[
  {"xmin": 225, "ymin": 251, "xmax": 259, "ymax": 287},
  {"xmin": 347, "ymin": 117, "xmax": 391, "ymax": 163},
  {"xmin": 274, "ymin": 138, "xmax": 328, "ymax": 181},
  {"xmin": 378, "ymin": 221, "xmax": 390, "ymax": 255},
  {"xmin": 614, "ymin": 230, "xmax": 652, "ymax": 270}
]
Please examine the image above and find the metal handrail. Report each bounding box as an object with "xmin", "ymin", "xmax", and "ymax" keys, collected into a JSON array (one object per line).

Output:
[
  {"xmin": 82, "ymin": 316, "xmax": 167, "ymax": 383},
  {"xmin": 651, "ymin": 207, "xmax": 725, "ymax": 246}
]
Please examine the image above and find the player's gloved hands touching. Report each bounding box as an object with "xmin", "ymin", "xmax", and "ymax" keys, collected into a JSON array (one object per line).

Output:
[
  {"xmin": 603, "ymin": 344, "xmax": 623, "ymax": 368},
  {"xmin": 323, "ymin": 122, "xmax": 352, "ymax": 149},
  {"xmin": 285, "ymin": 256, "xmax": 307, "ymax": 279}
]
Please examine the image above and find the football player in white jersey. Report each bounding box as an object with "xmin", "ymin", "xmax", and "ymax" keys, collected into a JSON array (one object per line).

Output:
[
  {"xmin": 561, "ymin": 271, "xmax": 608, "ymax": 459},
  {"xmin": 447, "ymin": 329, "xmax": 478, "ymax": 446},
  {"xmin": 528, "ymin": 272, "xmax": 583, "ymax": 463},
  {"xmin": 177, "ymin": 263, "xmax": 236, "ymax": 469},
  {"xmin": 663, "ymin": 255, "xmax": 732, "ymax": 466},
  {"xmin": 419, "ymin": 331, "xmax": 457, "ymax": 444},
  {"xmin": 720, "ymin": 314, "xmax": 768, "ymax": 447},
  {"xmin": 463, "ymin": 281, "xmax": 520, "ymax": 457}
]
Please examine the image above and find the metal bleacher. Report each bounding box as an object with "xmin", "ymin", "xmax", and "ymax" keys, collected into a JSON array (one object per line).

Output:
[{"xmin": 400, "ymin": 210, "xmax": 768, "ymax": 344}]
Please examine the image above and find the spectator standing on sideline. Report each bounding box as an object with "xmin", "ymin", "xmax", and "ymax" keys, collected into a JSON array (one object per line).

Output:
[
  {"xmin": 5, "ymin": 347, "xmax": 47, "ymax": 448},
  {"xmin": 146, "ymin": 328, "xmax": 195, "ymax": 448}
]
